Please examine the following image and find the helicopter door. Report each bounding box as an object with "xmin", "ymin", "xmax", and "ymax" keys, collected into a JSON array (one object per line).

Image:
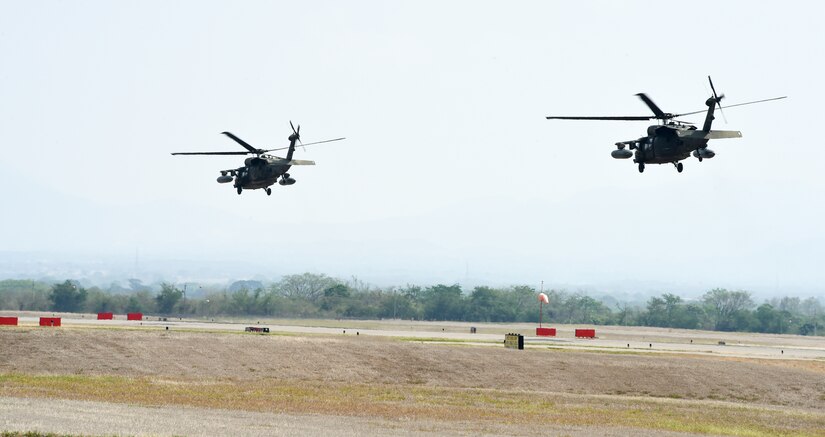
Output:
[{"xmin": 643, "ymin": 138, "xmax": 654, "ymax": 159}]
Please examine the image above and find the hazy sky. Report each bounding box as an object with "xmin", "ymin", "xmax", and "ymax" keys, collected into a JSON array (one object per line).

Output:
[{"xmin": 1, "ymin": 1, "xmax": 822, "ymax": 296}]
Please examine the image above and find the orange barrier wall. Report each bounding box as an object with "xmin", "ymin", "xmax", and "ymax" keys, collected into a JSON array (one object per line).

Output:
[
  {"xmin": 126, "ymin": 313, "xmax": 143, "ymax": 321},
  {"xmin": 97, "ymin": 312, "xmax": 114, "ymax": 320},
  {"xmin": 0, "ymin": 317, "xmax": 18, "ymax": 326},
  {"xmin": 536, "ymin": 327, "xmax": 556, "ymax": 336},
  {"xmin": 39, "ymin": 317, "xmax": 61, "ymax": 327},
  {"xmin": 575, "ymin": 328, "xmax": 595, "ymax": 338}
]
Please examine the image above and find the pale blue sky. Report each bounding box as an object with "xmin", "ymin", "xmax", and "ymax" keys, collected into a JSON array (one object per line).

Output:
[{"xmin": 1, "ymin": 1, "xmax": 821, "ymax": 296}]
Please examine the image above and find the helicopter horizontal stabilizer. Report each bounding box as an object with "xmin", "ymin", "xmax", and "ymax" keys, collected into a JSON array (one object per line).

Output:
[
  {"xmin": 286, "ymin": 159, "xmax": 315, "ymax": 165},
  {"xmin": 681, "ymin": 130, "xmax": 742, "ymax": 140},
  {"xmin": 705, "ymin": 130, "xmax": 742, "ymax": 139}
]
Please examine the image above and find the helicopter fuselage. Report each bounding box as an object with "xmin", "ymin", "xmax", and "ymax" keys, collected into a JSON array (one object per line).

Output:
[
  {"xmin": 633, "ymin": 123, "xmax": 709, "ymax": 165},
  {"xmin": 232, "ymin": 156, "xmax": 293, "ymax": 190}
]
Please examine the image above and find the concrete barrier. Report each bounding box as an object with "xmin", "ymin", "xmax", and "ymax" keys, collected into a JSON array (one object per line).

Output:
[
  {"xmin": 0, "ymin": 317, "xmax": 18, "ymax": 326},
  {"xmin": 575, "ymin": 328, "xmax": 595, "ymax": 338},
  {"xmin": 39, "ymin": 317, "xmax": 61, "ymax": 327}
]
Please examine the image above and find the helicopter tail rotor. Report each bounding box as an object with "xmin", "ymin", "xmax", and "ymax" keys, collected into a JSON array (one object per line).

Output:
[
  {"xmin": 289, "ymin": 120, "xmax": 307, "ymax": 152},
  {"xmin": 708, "ymin": 76, "xmax": 727, "ymax": 123}
]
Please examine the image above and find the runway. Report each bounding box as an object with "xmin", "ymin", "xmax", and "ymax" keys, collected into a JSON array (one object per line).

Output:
[{"xmin": 7, "ymin": 313, "xmax": 824, "ymax": 361}]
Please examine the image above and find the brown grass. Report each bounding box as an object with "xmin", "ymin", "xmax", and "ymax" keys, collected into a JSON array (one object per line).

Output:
[
  {"xmin": 1, "ymin": 327, "xmax": 824, "ymax": 436},
  {"xmin": 2, "ymin": 374, "xmax": 824, "ymax": 436}
]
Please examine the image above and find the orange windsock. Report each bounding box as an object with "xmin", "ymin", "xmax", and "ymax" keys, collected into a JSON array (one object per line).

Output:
[{"xmin": 538, "ymin": 293, "xmax": 549, "ymax": 304}]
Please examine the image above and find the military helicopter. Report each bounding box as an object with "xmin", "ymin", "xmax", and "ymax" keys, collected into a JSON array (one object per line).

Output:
[
  {"xmin": 172, "ymin": 122, "xmax": 344, "ymax": 195},
  {"xmin": 546, "ymin": 77, "xmax": 785, "ymax": 173}
]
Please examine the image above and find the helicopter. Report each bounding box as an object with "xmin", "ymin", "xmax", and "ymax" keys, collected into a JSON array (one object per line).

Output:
[
  {"xmin": 172, "ymin": 122, "xmax": 344, "ymax": 195},
  {"xmin": 546, "ymin": 77, "xmax": 786, "ymax": 173}
]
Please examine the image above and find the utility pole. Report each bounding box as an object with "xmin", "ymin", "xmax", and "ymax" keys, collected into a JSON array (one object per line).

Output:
[
  {"xmin": 539, "ymin": 280, "xmax": 545, "ymax": 328},
  {"xmin": 181, "ymin": 283, "xmax": 188, "ymax": 316}
]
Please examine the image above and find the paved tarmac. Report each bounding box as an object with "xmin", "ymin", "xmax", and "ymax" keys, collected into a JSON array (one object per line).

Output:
[{"xmin": 8, "ymin": 314, "xmax": 825, "ymax": 361}]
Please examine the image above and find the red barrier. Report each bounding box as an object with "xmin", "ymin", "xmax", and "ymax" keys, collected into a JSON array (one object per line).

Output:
[
  {"xmin": 39, "ymin": 317, "xmax": 61, "ymax": 327},
  {"xmin": 97, "ymin": 312, "xmax": 114, "ymax": 320},
  {"xmin": 0, "ymin": 317, "xmax": 18, "ymax": 326},
  {"xmin": 536, "ymin": 327, "xmax": 556, "ymax": 337},
  {"xmin": 575, "ymin": 328, "xmax": 595, "ymax": 338},
  {"xmin": 126, "ymin": 313, "xmax": 143, "ymax": 321}
]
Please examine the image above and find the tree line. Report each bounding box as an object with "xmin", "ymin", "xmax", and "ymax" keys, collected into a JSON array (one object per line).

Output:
[{"xmin": 0, "ymin": 275, "xmax": 821, "ymax": 336}]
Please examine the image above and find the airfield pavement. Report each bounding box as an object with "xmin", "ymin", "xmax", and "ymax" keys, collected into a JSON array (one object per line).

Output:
[{"xmin": 1, "ymin": 312, "xmax": 824, "ymax": 436}]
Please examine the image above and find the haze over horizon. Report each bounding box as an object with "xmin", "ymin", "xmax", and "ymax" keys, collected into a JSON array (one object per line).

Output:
[{"xmin": 2, "ymin": 2, "xmax": 823, "ymax": 301}]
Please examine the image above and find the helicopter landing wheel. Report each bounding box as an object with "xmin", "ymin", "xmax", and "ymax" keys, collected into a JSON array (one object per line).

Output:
[
  {"xmin": 698, "ymin": 156, "xmax": 703, "ymax": 162},
  {"xmin": 237, "ymin": 187, "xmax": 242, "ymax": 195},
  {"xmin": 676, "ymin": 162, "xmax": 683, "ymax": 173},
  {"xmin": 638, "ymin": 162, "xmax": 645, "ymax": 173},
  {"xmin": 265, "ymin": 188, "xmax": 272, "ymax": 196}
]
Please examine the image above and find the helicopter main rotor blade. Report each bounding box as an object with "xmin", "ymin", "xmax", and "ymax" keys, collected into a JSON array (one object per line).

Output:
[
  {"xmin": 221, "ymin": 131, "xmax": 261, "ymax": 154},
  {"xmin": 264, "ymin": 137, "xmax": 346, "ymax": 152},
  {"xmin": 546, "ymin": 116, "xmax": 654, "ymax": 121},
  {"xmin": 673, "ymin": 96, "xmax": 787, "ymax": 118},
  {"xmin": 635, "ymin": 93, "xmax": 668, "ymax": 119},
  {"xmin": 171, "ymin": 151, "xmax": 251, "ymax": 156}
]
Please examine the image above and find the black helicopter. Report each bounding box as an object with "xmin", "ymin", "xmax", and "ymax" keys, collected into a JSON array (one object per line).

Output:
[
  {"xmin": 546, "ymin": 77, "xmax": 785, "ymax": 173},
  {"xmin": 172, "ymin": 122, "xmax": 344, "ymax": 195}
]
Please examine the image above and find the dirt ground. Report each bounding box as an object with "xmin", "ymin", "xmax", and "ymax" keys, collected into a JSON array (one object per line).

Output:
[
  {"xmin": 1, "ymin": 328, "xmax": 824, "ymax": 408},
  {"xmin": 1, "ymin": 320, "xmax": 824, "ymax": 436}
]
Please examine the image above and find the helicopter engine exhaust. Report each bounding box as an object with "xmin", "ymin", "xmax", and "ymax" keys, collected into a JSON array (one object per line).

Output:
[
  {"xmin": 279, "ymin": 177, "xmax": 296, "ymax": 186},
  {"xmin": 693, "ymin": 148, "xmax": 715, "ymax": 159},
  {"xmin": 216, "ymin": 175, "xmax": 234, "ymax": 183}
]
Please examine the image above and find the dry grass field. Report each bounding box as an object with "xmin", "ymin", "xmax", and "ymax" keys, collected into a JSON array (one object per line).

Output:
[{"xmin": 1, "ymin": 320, "xmax": 824, "ymax": 436}]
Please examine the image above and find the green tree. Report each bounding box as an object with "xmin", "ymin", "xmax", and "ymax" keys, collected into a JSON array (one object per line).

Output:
[
  {"xmin": 274, "ymin": 273, "xmax": 339, "ymax": 301},
  {"xmin": 799, "ymin": 322, "xmax": 822, "ymax": 336},
  {"xmin": 501, "ymin": 285, "xmax": 537, "ymax": 322},
  {"xmin": 702, "ymin": 288, "xmax": 754, "ymax": 331},
  {"xmin": 399, "ymin": 285, "xmax": 423, "ymax": 301},
  {"xmin": 613, "ymin": 302, "xmax": 639, "ymax": 326},
  {"xmin": 643, "ymin": 296, "xmax": 668, "ymax": 327},
  {"xmin": 324, "ymin": 284, "xmax": 351, "ymax": 298},
  {"xmin": 467, "ymin": 286, "xmax": 501, "ymax": 322},
  {"xmin": 422, "ymin": 284, "xmax": 464, "ymax": 320},
  {"xmin": 49, "ymin": 280, "xmax": 87, "ymax": 312},
  {"xmin": 320, "ymin": 284, "xmax": 353, "ymax": 316},
  {"xmin": 85, "ymin": 287, "xmax": 118, "ymax": 313},
  {"xmin": 662, "ymin": 293, "xmax": 683, "ymax": 326},
  {"xmin": 155, "ymin": 283, "xmax": 183, "ymax": 314},
  {"xmin": 0, "ymin": 279, "xmax": 51, "ymax": 311},
  {"xmin": 126, "ymin": 290, "xmax": 156, "ymax": 313},
  {"xmin": 672, "ymin": 303, "xmax": 704, "ymax": 329},
  {"xmin": 379, "ymin": 288, "xmax": 421, "ymax": 320},
  {"xmin": 755, "ymin": 304, "xmax": 781, "ymax": 333}
]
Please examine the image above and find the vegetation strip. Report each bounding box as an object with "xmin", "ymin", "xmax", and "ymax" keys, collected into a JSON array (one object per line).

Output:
[
  {"xmin": 2, "ymin": 278, "xmax": 822, "ymax": 336},
  {"xmin": 2, "ymin": 374, "xmax": 823, "ymax": 437}
]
